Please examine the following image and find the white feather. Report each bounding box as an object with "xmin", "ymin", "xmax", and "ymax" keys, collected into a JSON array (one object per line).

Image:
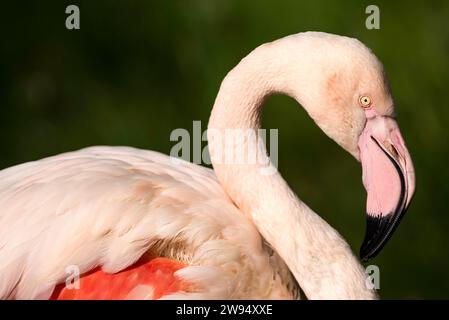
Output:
[{"xmin": 0, "ymin": 146, "xmax": 295, "ymax": 299}]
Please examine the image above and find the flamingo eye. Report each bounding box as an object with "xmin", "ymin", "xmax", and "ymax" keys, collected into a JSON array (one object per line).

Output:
[{"xmin": 359, "ymin": 96, "xmax": 372, "ymax": 108}]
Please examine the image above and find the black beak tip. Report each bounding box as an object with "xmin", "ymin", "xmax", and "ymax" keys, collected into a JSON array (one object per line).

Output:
[
  {"xmin": 359, "ymin": 248, "xmax": 372, "ymax": 262},
  {"xmin": 359, "ymin": 238, "xmax": 374, "ymax": 262},
  {"xmin": 359, "ymin": 214, "xmax": 393, "ymax": 261}
]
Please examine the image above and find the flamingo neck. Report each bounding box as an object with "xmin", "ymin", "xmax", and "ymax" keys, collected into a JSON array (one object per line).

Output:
[{"xmin": 207, "ymin": 39, "xmax": 376, "ymax": 299}]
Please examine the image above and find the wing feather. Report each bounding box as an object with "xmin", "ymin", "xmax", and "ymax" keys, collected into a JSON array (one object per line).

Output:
[
  {"xmin": 0, "ymin": 146, "xmax": 223, "ymax": 299},
  {"xmin": 0, "ymin": 146, "xmax": 299, "ymax": 299}
]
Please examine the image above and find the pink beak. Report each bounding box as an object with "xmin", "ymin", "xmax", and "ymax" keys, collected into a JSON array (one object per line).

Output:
[{"xmin": 358, "ymin": 115, "xmax": 415, "ymax": 261}]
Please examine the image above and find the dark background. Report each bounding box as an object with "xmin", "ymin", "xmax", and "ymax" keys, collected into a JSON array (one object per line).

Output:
[{"xmin": 1, "ymin": 1, "xmax": 448, "ymax": 298}]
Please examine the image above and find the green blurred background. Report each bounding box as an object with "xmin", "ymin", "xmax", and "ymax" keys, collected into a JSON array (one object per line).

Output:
[{"xmin": 1, "ymin": 1, "xmax": 448, "ymax": 298}]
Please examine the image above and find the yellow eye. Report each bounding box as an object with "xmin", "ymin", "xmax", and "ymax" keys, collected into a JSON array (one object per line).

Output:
[{"xmin": 359, "ymin": 96, "xmax": 372, "ymax": 108}]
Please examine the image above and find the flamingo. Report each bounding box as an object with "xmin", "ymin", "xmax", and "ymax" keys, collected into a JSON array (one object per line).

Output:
[{"xmin": 0, "ymin": 32, "xmax": 415, "ymax": 300}]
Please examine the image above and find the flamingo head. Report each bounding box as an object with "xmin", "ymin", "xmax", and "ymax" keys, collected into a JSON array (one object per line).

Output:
[{"xmin": 286, "ymin": 32, "xmax": 416, "ymax": 261}]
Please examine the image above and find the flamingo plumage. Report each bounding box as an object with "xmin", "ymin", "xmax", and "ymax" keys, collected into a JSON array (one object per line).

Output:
[{"xmin": 0, "ymin": 32, "xmax": 415, "ymax": 300}]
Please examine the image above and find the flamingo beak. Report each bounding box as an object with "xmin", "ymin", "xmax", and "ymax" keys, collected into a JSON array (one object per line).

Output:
[{"xmin": 357, "ymin": 115, "xmax": 415, "ymax": 261}]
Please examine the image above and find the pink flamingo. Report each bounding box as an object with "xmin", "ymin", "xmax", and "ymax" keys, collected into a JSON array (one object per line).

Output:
[{"xmin": 0, "ymin": 32, "xmax": 415, "ymax": 300}]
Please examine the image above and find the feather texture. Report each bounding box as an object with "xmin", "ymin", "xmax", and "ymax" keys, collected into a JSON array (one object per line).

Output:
[{"xmin": 0, "ymin": 146, "xmax": 297, "ymax": 299}]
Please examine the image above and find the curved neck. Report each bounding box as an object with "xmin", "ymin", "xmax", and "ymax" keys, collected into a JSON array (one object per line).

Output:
[{"xmin": 208, "ymin": 40, "xmax": 376, "ymax": 299}]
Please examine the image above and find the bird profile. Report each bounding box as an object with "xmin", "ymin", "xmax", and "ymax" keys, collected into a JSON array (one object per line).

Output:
[{"xmin": 0, "ymin": 32, "xmax": 415, "ymax": 300}]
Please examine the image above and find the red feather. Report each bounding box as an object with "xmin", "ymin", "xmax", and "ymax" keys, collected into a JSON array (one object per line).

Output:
[{"xmin": 50, "ymin": 258, "xmax": 189, "ymax": 300}]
